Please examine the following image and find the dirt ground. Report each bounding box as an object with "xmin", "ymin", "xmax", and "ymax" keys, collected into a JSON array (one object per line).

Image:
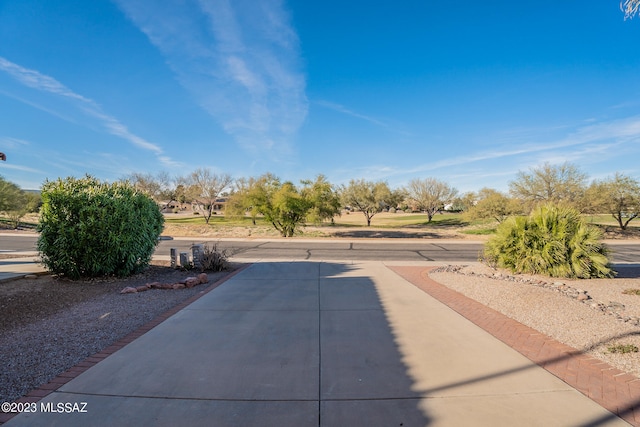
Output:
[
  {"xmin": 0, "ymin": 261, "xmax": 233, "ymax": 335},
  {"xmin": 161, "ymin": 223, "xmax": 480, "ymax": 240}
]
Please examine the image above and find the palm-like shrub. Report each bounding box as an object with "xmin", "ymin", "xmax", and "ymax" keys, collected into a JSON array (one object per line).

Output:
[
  {"xmin": 482, "ymin": 204, "xmax": 613, "ymax": 278},
  {"xmin": 37, "ymin": 175, "xmax": 164, "ymax": 279}
]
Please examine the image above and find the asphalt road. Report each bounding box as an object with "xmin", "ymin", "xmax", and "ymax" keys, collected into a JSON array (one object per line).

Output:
[
  {"xmin": 158, "ymin": 239, "xmax": 485, "ymax": 262},
  {"xmin": 2, "ymin": 233, "xmax": 639, "ymax": 264}
]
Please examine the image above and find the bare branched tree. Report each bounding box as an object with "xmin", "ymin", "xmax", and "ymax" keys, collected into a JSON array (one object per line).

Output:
[
  {"xmin": 508, "ymin": 162, "xmax": 587, "ymax": 211},
  {"xmin": 405, "ymin": 178, "xmax": 458, "ymax": 222},
  {"xmin": 340, "ymin": 179, "xmax": 394, "ymax": 226},
  {"xmin": 187, "ymin": 168, "xmax": 233, "ymax": 224}
]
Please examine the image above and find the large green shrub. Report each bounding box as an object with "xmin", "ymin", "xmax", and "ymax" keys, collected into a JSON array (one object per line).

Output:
[
  {"xmin": 37, "ymin": 175, "xmax": 164, "ymax": 279},
  {"xmin": 482, "ymin": 203, "xmax": 613, "ymax": 278}
]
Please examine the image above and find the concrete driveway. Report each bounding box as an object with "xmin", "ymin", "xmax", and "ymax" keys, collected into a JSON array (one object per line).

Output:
[{"xmin": 4, "ymin": 261, "xmax": 630, "ymax": 426}]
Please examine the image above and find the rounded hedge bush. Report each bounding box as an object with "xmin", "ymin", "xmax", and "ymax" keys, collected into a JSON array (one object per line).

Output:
[
  {"xmin": 37, "ymin": 175, "xmax": 164, "ymax": 279},
  {"xmin": 482, "ymin": 203, "xmax": 613, "ymax": 279}
]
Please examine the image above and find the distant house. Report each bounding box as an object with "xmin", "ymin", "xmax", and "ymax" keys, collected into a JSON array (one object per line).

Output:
[
  {"xmin": 160, "ymin": 201, "xmax": 189, "ymax": 213},
  {"xmin": 189, "ymin": 197, "xmax": 227, "ymax": 214},
  {"xmin": 213, "ymin": 197, "xmax": 227, "ymax": 211}
]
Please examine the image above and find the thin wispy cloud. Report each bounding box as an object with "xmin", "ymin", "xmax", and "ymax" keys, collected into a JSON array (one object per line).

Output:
[
  {"xmin": 404, "ymin": 115, "xmax": 640, "ymax": 176},
  {"xmin": 335, "ymin": 114, "xmax": 640, "ymax": 191},
  {"xmin": 315, "ymin": 100, "xmax": 412, "ymax": 137},
  {"xmin": 114, "ymin": 0, "xmax": 308, "ymax": 161},
  {"xmin": 0, "ymin": 56, "xmax": 180, "ymax": 168},
  {"xmin": 0, "ymin": 88, "xmax": 79, "ymax": 124},
  {"xmin": 316, "ymin": 100, "xmax": 390, "ymax": 128},
  {"xmin": 0, "ymin": 162, "xmax": 42, "ymax": 174},
  {"xmin": 0, "ymin": 57, "xmax": 91, "ymax": 103},
  {"xmin": 0, "ymin": 136, "xmax": 30, "ymax": 148}
]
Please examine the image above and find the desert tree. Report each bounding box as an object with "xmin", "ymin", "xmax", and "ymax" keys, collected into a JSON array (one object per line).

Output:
[
  {"xmin": 0, "ymin": 176, "xmax": 41, "ymax": 228},
  {"xmin": 224, "ymin": 177, "xmax": 258, "ymax": 223},
  {"xmin": 509, "ymin": 162, "xmax": 587, "ymax": 211},
  {"xmin": 585, "ymin": 173, "xmax": 640, "ymax": 230},
  {"xmin": 186, "ymin": 168, "xmax": 233, "ymax": 224},
  {"xmin": 124, "ymin": 171, "xmax": 180, "ymax": 204},
  {"xmin": 340, "ymin": 179, "xmax": 394, "ymax": 226},
  {"xmin": 154, "ymin": 171, "xmax": 189, "ymax": 205},
  {"xmin": 385, "ymin": 187, "xmax": 407, "ymax": 212},
  {"xmin": 448, "ymin": 192, "xmax": 474, "ymax": 212},
  {"xmin": 125, "ymin": 172, "xmax": 164, "ymax": 202},
  {"xmin": 301, "ymin": 175, "xmax": 341, "ymax": 224},
  {"xmin": 465, "ymin": 188, "xmax": 523, "ymax": 223},
  {"xmin": 405, "ymin": 178, "xmax": 458, "ymax": 222},
  {"xmin": 244, "ymin": 174, "xmax": 312, "ymax": 237},
  {"xmin": 0, "ymin": 176, "xmax": 24, "ymax": 213}
]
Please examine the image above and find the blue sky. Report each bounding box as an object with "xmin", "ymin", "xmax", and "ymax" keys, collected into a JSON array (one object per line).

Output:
[{"xmin": 1, "ymin": 1, "xmax": 640, "ymax": 193}]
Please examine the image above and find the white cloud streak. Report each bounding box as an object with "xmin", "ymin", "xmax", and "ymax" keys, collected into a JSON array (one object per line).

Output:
[
  {"xmin": 314, "ymin": 99, "xmax": 412, "ymax": 138},
  {"xmin": 335, "ymin": 114, "xmax": 640, "ymax": 191},
  {"xmin": 0, "ymin": 56, "xmax": 180, "ymax": 168},
  {"xmin": 114, "ymin": 0, "xmax": 308, "ymax": 160},
  {"xmin": 0, "ymin": 162, "xmax": 42, "ymax": 174},
  {"xmin": 406, "ymin": 115, "xmax": 640, "ymax": 175},
  {"xmin": 0, "ymin": 136, "xmax": 30, "ymax": 148},
  {"xmin": 315, "ymin": 100, "xmax": 390, "ymax": 128}
]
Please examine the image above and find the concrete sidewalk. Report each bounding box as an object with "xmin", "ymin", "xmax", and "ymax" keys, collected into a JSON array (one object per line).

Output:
[{"xmin": 3, "ymin": 261, "xmax": 631, "ymax": 426}]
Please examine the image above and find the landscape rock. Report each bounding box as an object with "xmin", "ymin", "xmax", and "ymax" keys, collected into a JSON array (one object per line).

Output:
[
  {"xmin": 121, "ymin": 274, "xmax": 209, "ymax": 294},
  {"xmin": 431, "ymin": 264, "xmax": 634, "ymax": 328},
  {"xmin": 183, "ymin": 277, "xmax": 200, "ymax": 288},
  {"xmin": 608, "ymin": 301, "xmax": 625, "ymax": 310}
]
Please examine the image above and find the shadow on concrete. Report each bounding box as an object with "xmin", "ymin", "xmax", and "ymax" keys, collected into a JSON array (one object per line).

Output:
[{"xmin": 318, "ymin": 266, "xmax": 431, "ymax": 425}]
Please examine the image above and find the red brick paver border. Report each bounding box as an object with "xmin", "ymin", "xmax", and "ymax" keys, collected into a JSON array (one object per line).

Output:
[
  {"xmin": 389, "ymin": 265, "xmax": 640, "ymax": 427},
  {"xmin": 0, "ymin": 264, "xmax": 250, "ymax": 425}
]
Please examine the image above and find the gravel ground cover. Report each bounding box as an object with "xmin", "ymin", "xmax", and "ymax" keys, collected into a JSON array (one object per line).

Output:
[
  {"xmin": 430, "ymin": 264, "xmax": 640, "ymax": 378},
  {"xmin": 0, "ymin": 263, "xmax": 234, "ymax": 403}
]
